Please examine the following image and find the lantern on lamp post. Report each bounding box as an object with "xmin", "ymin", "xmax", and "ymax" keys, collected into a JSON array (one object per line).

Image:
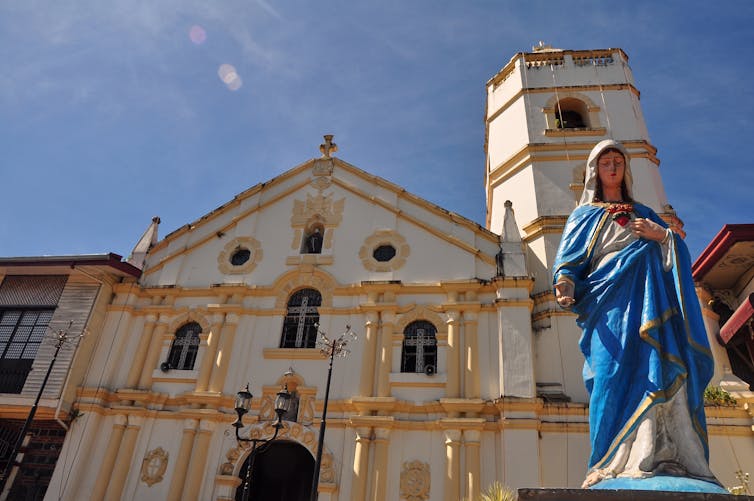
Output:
[{"xmin": 232, "ymin": 381, "xmax": 291, "ymax": 501}]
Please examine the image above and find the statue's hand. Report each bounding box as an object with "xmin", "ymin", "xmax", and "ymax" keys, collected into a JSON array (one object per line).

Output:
[
  {"xmin": 554, "ymin": 281, "xmax": 575, "ymax": 308},
  {"xmin": 630, "ymin": 218, "xmax": 667, "ymax": 242}
]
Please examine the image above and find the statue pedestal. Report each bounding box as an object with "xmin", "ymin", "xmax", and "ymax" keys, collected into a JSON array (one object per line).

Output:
[{"xmin": 518, "ymin": 487, "xmax": 740, "ymax": 501}]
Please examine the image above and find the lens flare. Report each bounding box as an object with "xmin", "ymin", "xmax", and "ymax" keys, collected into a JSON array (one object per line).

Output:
[
  {"xmin": 217, "ymin": 64, "xmax": 243, "ymax": 91},
  {"xmin": 189, "ymin": 25, "xmax": 206, "ymax": 45}
]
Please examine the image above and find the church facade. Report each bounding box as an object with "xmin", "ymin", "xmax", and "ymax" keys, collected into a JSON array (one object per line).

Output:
[{"xmin": 41, "ymin": 46, "xmax": 753, "ymax": 500}]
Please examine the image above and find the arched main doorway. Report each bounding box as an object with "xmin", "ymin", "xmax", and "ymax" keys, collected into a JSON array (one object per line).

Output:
[{"xmin": 235, "ymin": 440, "xmax": 314, "ymax": 501}]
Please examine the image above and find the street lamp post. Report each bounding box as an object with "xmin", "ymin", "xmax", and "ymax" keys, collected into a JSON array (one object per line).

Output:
[
  {"xmin": 309, "ymin": 325, "xmax": 356, "ymax": 501},
  {"xmin": 232, "ymin": 382, "xmax": 291, "ymax": 501},
  {"xmin": 0, "ymin": 326, "xmax": 76, "ymax": 497}
]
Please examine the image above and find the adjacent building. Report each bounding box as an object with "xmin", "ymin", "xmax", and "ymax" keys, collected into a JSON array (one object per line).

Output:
[{"xmin": 0, "ymin": 254, "xmax": 141, "ymax": 500}]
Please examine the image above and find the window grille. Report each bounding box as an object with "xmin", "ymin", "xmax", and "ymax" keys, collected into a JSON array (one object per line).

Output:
[
  {"xmin": 280, "ymin": 289, "xmax": 321, "ymax": 348},
  {"xmin": 167, "ymin": 322, "xmax": 201, "ymax": 370},
  {"xmin": 401, "ymin": 320, "xmax": 437, "ymax": 373},
  {"xmin": 0, "ymin": 309, "xmax": 54, "ymax": 393}
]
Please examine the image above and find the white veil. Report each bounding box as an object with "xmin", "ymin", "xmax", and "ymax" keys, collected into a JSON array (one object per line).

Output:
[{"xmin": 579, "ymin": 139, "xmax": 634, "ymax": 206}]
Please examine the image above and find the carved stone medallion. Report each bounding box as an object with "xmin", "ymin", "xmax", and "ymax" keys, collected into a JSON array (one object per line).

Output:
[
  {"xmin": 140, "ymin": 447, "xmax": 168, "ymax": 486},
  {"xmin": 400, "ymin": 460, "xmax": 430, "ymax": 501}
]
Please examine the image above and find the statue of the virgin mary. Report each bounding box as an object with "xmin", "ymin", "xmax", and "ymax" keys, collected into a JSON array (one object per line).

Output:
[{"xmin": 553, "ymin": 139, "xmax": 724, "ymax": 491}]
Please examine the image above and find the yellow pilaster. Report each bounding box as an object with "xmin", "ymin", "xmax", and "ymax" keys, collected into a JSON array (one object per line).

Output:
[
  {"xmin": 196, "ymin": 317, "xmax": 224, "ymax": 392},
  {"xmin": 376, "ymin": 313, "xmax": 395, "ymax": 398},
  {"xmin": 463, "ymin": 312, "xmax": 480, "ymax": 398},
  {"xmin": 105, "ymin": 415, "xmax": 143, "ymax": 500},
  {"xmin": 351, "ymin": 426, "xmax": 372, "ymax": 501},
  {"xmin": 167, "ymin": 419, "xmax": 198, "ymax": 501},
  {"xmin": 369, "ymin": 426, "xmax": 391, "ymax": 501},
  {"xmin": 138, "ymin": 321, "xmax": 168, "ymax": 389},
  {"xmin": 464, "ymin": 429, "xmax": 481, "ymax": 501},
  {"xmin": 91, "ymin": 414, "xmax": 126, "ymax": 501},
  {"xmin": 358, "ymin": 312, "xmax": 379, "ymax": 397},
  {"xmin": 443, "ymin": 429, "xmax": 461, "ymax": 501},
  {"xmin": 182, "ymin": 420, "xmax": 216, "ymax": 501},
  {"xmin": 446, "ymin": 310, "xmax": 460, "ymax": 398},
  {"xmin": 125, "ymin": 317, "xmax": 156, "ymax": 388},
  {"xmin": 208, "ymin": 315, "xmax": 239, "ymax": 393}
]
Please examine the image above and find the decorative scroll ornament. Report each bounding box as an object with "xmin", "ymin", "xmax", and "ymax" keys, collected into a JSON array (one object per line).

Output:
[
  {"xmin": 400, "ymin": 460, "xmax": 430, "ymax": 501},
  {"xmin": 140, "ymin": 447, "xmax": 169, "ymax": 486}
]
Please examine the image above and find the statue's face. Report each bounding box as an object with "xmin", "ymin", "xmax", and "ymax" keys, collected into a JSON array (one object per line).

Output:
[{"xmin": 597, "ymin": 150, "xmax": 625, "ymax": 193}]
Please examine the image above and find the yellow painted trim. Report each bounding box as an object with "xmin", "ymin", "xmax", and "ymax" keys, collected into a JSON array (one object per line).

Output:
[
  {"xmin": 152, "ymin": 160, "xmax": 317, "ymax": 252},
  {"xmin": 285, "ymin": 255, "xmax": 334, "ymax": 266},
  {"xmin": 330, "ymin": 158, "xmax": 499, "ymax": 244},
  {"xmin": 532, "ymin": 309, "xmax": 578, "ymax": 323},
  {"xmin": 331, "ymin": 177, "xmax": 497, "ymax": 267},
  {"xmin": 707, "ymin": 425, "xmax": 754, "ymax": 437},
  {"xmin": 263, "ymin": 348, "xmax": 325, "ymax": 360},
  {"xmin": 540, "ymin": 422, "xmax": 590, "ymax": 433},
  {"xmin": 146, "ymin": 177, "xmax": 314, "ymax": 275},
  {"xmin": 494, "ymin": 299, "xmax": 534, "ymax": 310},
  {"xmin": 487, "ymin": 49, "xmax": 629, "ymax": 89},
  {"xmin": 544, "ymin": 127, "xmax": 607, "ymax": 137},
  {"xmin": 487, "ymin": 84, "xmax": 640, "ymax": 124},
  {"xmin": 487, "ymin": 141, "xmax": 659, "ymax": 193},
  {"xmin": 389, "ymin": 381, "xmax": 446, "ymax": 388}
]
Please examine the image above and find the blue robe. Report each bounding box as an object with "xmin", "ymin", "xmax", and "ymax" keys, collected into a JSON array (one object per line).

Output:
[{"xmin": 553, "ymin": 203, "xmax": 714, "ymax": 470}]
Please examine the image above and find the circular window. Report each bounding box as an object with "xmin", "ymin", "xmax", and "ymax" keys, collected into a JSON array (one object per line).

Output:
[
  {"xmin": 230, "ymin": 248, "xmax": 251, "ymax": 266},
  {"xmin": 373, "ymin": 245, "xmax": 396, "ymax": 262}
]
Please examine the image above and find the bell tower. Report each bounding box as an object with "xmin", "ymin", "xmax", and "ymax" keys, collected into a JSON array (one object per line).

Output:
[{"xmin": 484, "ymin": 44, "xmax": 678, "ymax": 293}]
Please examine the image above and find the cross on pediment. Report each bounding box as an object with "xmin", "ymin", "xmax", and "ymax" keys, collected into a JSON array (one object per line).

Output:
[{"xmin": 320, "ymin": 134, "xmax": 337, "ymax": 158}]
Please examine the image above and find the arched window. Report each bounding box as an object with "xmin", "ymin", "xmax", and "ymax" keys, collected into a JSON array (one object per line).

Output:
[
  {"xmin": 401, "ymin": 320, "xmax": 437, "ymax": 374},
  {"xmin": 554, "ymin": 98, "xmax": 589, "ymax": 129},
  {"xmin": 167, "ymin": 322, "xmax": 201, "ymax": 370},
  {"xmin": 280, "ymin": 289, "xmax": 321, "ymax": 348}
]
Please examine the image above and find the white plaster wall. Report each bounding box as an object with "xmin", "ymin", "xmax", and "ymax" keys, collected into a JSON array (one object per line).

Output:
[
  {"xmin": 538, "ymin": 431, "xmax": 591, "ymax": 488},
  {"xmin": 709, "ymin": 433, "xmax": 754, "ymax": 490},
  {"xmin": 489, "ymin": 167, "xmax": 537, "ymax": 236},
  {"xmin": 520, "ymin": 54, "xmax": 631, "ymax": 90},
  {"xmin": 487, "ymin": 99, "xmax": 530, "ymax": 171}
]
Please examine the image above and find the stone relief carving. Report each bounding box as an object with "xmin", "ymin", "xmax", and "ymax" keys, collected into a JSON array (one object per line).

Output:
[
  {"xmin": 140, "ymin": 447, "xmax": 168, "ymax": 486},
  {"xmin": 220, "ymin": 422, "xmax": 335, "ymax": 486},
  {"xmin": 291, "ymin": 193, "xmax": 345, "ymax": 227},
  {"xmin": 400, "ymin": 460, "xmax": 430, "ymax": 501}
]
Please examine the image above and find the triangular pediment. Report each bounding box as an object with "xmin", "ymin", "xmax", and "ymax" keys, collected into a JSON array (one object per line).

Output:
[{"xmin": 141, "ymin": 155, "xmax": 501, "ymax": 287}]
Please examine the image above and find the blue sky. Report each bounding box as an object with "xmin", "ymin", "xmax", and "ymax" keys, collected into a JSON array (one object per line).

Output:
[{"xmin": 1, "ymin": 1, "xmax": 751, "ymax": 260}]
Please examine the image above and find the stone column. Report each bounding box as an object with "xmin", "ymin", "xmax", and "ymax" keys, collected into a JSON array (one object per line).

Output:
[
  {"xmin": 376, "ymin": 313, "xmax": 395, "ymax": 398},
  {"xmin": 208, "ymin": 315, "xmax": 239, "ymax": 393},
  {"xmin": 182, "ymin": 420, "xmax": 216, "ymax": 501},
  {"xmin": 167, "ymin": 419, "xmax": 198, "ymax": 501},
  {"xmin": 138, "ymin": 320, "xmax": 168, "ymax": 389},
  {"xmin": 91, "ymin": 414, "xmax": 127, "ymax": 501},
  {"xmin": 443, "ymin": 429, "xmax": 461, "ymax": 501},
  {"xmin": 464, "ymin": 429, "xmax": 481, "ymax": 501},
  {"xmin": 358, "ymin": 312, "xmax": 379, "ymax": 397},
  {"xmin": 463, "ymin": 312, "xmax": 480, "ymax": 398},
  {"xmin": 369, "ymin": 427, "xmax": 391, "ymax": 501},
  {"xmin": 125, "ymin": 316, "xmax": 156, "ymax": 388},
  {"xmin": 105, "ymin": 415, "xmax": 143, "ymax": 500},
  {"xmin": 196, "ymin": 316, "xmax": 224, "ymax": 392},
  {"xmin": 446, "ymin": 310, "xmax": 460, "ymax": 398},
  {"xmin": 351, "ymin": 426, "xmax": 372, "ymax": 501}
]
